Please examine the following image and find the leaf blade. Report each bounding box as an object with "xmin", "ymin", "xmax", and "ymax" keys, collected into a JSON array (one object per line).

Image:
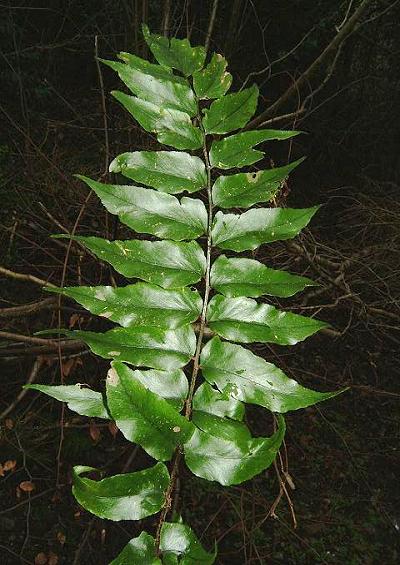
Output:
[
  {"xmin": 68, "ymin": 236, "xmax": 206, "ymax": 289},
  {"xmin": 201, "ymin": 337, "xmax": 341, "ymax": 412},
  {"xmin": 72, "ymin": 462, "xmax": 169, "ymax": 521},
  {"xmin": 193, "ymin": 382, "xmax": 245, "ymax": 421},
  {"xmin": 101, "ymin": 56, "xmax": 197, "ymax": 116},
  {"xmin": 142, "ymin": 24, "xmax": 206, "ymax": 76},
  {"xmin": 71, "ymin": 324, "xmax": 196, "ymax": 370},
  {"xmin": 212, "ymin": 158, "xmax": 304, "ymax": 209},
  {"xmin": 184, "ymin": 413, "xmax": 285, "ymax": 486},
  {"xmin": 112, "ymin": 91, "xmax": 202, "ymax": 150},
  {"xmin": 210, "ymin": 255, "xmax": 316, "ymax": 298},
  {"xmin": 207, "ymin": 295, "xmax": 328, "ymax": 345},
  {"xmin": 106, "ymin": 362, "xmax": 194, "ymax": 460},
  {"xmin": 77, "ymin": 175, "xmax": 207, "ymax": 240},
  {"xmin": 24, "ymin": 384, "xmax": 108, "ymax": 419},
  {"xmin": 50, "ymin": 282, "xmax": 202, "ymax": 329},
  {"xmin": 209, "ymin": 129, "xmax": 301, "ymax": 169},
  {"xmin": 110, "ymin": 532, "xmax": 161, "ymax": 565},
  {"xmin": 109, "ymin": 151, "xmax": 207, "ymax": 194},
  {"xmin": 202, "ymin": 85, "xmax": 259, "ymax": 134},
  {"xmin": 160, "ymin": 522, "xmax": 216, "ymax": 564},
  {"xmin": 212, "ymin": 206, "xmax": 319, "ymax": 252},
  {"xmin": 193, "ymin": 53, "xmax": 232, "ymax": 99}
]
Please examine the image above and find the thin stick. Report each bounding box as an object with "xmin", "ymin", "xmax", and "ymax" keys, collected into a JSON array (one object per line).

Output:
[
  {"xmin": 0, "ymin": 297, "xmax": 56, "ymax": 318},
  {"xmin": 0, "ymin": 265, "xmax": 56, "ymax": 288},
  {"xmin": 205, "ymin": 0, "xmax": 218, "ymax": 54},
  {"xmin": 94, "ymin": 35, "xmax": 110, "ymax": 176},
  {"xmin": 0, "ymin": 342, "xmax": 86, "ymax": 357},
  {"xmin": 0, "ymin": 331, "xmax": 60, "ymax": 346},
  {"xmin": 162, "ymin": 0, "xmax": 171, "ymax": 37}
]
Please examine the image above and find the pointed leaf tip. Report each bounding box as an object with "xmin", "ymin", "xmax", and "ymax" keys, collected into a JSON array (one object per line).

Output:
[{"xmin": 201, "ymin": 337, "xmax": 342, "ymax": 413}]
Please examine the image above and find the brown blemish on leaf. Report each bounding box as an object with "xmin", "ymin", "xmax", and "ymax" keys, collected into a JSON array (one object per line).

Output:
[
  {"xmin": 246, "ymin": 171, "xmax": 262, "ymax": 183},
  {"xmin": 107, "ymin": 367, "xmax": 120, "ymax": 386}
]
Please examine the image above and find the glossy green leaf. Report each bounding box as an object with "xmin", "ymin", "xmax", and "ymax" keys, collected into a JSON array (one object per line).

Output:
[
  {"xmin": 49, "ymin": 283, "xmax": 202, "ymax": 329},
  {"xmin": 112, "ymin": 91, "xmax": 202, "ymax": 150},
  {"xmin": 212, "ymin": 206, "xmax": 319, "ymax": 252},
  {"xmin": 110, "ymin": 532, "xmax": 161, "ymax": 565},
  {"xmin": 70, "ymin": 324, "xmax": 196, "ymax": 370},
  {"xmin": 193, "ymin": 382, "xmax": 245, "ymax": 421},
  {"xmin": 209, "ymin": 129, "xmax": 301, "ymax": 169},
  {"xmin": 212, "ymin": 158, "xmax": 304, "ymax": 208},
  {"xmin": 111, "ymin": 522, "xmax": 216, "ymax": 565},
  {"xmin": 101, "ymin": 56, "xmax": 196, "ymax": 116},
  {"xmin": 202, "ymin": 85, "xmax": 258, "ymax": 134},
  {"xmin": 109, "ymin": 151, "xmax": 207, "ymax": 195},
  {"xmin": 72, "ymin": 462, "xmax": 169, "ymax": 521},
  {"xmin": 119, "ymin": 367, "xmax": 188, "ymax": 411},
  {"xmin": 184, "ymin": 413, "xmax": 285, "ymax": 486},
  {"xmin": 142, "ymin": 24, "xmax": 206, "ymax": 76},
  {"xmin": 210, "ymin": 255, "xmax": 316, "ymax": 298},
  {"xmin": 207, "ymin": 295, "xmax": 327, "ymax": 345},
  {"xmin": 160, "ymin": 522, "xmax": 216, "ymax": 564},
  {"xmin": 24, "ymin": 384, "xmax": 108, "ymax": 418},
  {"xmin": 106, "ymin": 362, "xmax": 194, "ymax": 460},
  {"xmin": 193, "ymin": 53, "xmax": 232, "ymax": 99},
  {"xmin": 77, "ymin": 175, "xmax": 207, "ymax": 240},
  {"xmin": 201, "ymin": 337, "xmax": 340, "ymax": 412},
  {"xmin": 68, "ymin": 236, "xmax": 206, "ymax": 289}
]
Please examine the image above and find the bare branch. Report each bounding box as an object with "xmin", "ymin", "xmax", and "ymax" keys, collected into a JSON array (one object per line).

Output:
[
  {"xmin": 205, "ymin": 0, "xmax": 219, "ymax": 54},
  {"xmin": 245, "ymin": 0, "xmax": 375, "ymax": 130},
  {"xmin": 0, "ymin": 297, "xmax": 57, "ymax": 318},
  {"xmin": 0, "ymin": 265, "xmax": 56, "ymax": 288}
]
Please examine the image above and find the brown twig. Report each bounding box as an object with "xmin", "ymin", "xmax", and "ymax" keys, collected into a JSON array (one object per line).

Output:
[
  {"xmin": 0, "ymin": 265, "xmax": 56, "ymax": 288},
  {"xmin": 0, "ymin": 297, "xmax": 57, "ymax": 318},
  {"xmin": 205, "ymin": 0, "xmax": 219, "ymax": 54}
]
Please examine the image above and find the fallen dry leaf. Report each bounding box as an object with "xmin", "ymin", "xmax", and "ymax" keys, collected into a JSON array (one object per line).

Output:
[
  {"xmin": 68, "ymin": 313, "xmax": 82, "ymax": 329},
  {"xmin": 61, "ymin": 356, "xmax": 82, "ymax": 378},
  {"xmin": 4, "ymin": 418, "xmax": 14, "ymax": 430},
  {"xmin": 48, "ymin": 551, "xmax": 58, "ymax": 565},
  {"xmin": 19, "ymin": 480, "xmax": 35, "ymax": 492},
  {"xmin": 108, "ymin": 421, "xmax": 118, "ymax": 438},
  {"xmin": 89, "ymin": 420, "xmax": 101, "ymax": 442},
  {"xmin": 56, "ymin": 531, "xmax": 66, "ymax": 546},
  {"xmin": 3, "ymin": 459, "xmax": 17, "ymax": 472},
  {"xmin": 34, "ymin": 553, "xmax": 47, "ymax": 565}
]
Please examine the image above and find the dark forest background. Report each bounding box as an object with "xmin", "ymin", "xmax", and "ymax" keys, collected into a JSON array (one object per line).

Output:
[{"xmin": 0, "ymin": 1, "xmax": 399, "ymax": 563}]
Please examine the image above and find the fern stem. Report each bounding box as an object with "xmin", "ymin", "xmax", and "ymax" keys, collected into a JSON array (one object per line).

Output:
[{"xmin": 155, "ymin": 123, "xmax": 213, "ymax": 555}]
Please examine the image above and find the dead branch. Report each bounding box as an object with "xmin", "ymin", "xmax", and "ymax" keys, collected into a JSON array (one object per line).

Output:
[
  {"xmin": 0, "ymin": 297, "xmax": 57, "ymax": 318},
  {"xmin": 245, "ymin": 0, "xmax": 375, "ymax": 129},
  {"xmin": 205, "ymin": 0, "xmax": 219, "ymax": 54},
  {"xmin": 0, "ymin": 265, "xmax": 56, "ymax": 288}
]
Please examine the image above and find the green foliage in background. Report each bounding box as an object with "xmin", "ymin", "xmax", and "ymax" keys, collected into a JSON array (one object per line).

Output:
[{"xmin": 26, "ymin": 24, "xmax": 341, "ymax": 563}]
